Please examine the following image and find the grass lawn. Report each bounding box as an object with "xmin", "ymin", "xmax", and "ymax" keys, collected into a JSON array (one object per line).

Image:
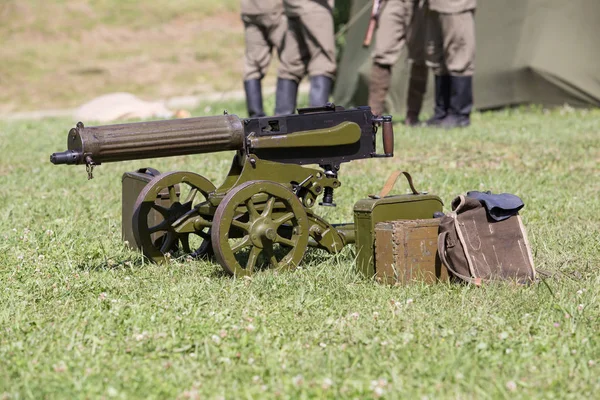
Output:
[{"xmin": 0, "ymin": 102, "xmax": 599, "ymax": 399}]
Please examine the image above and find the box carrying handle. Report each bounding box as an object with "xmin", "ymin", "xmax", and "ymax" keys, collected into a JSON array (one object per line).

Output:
[{"xmin": 370, "ymin": 171, "xmax": 420, "ymax": 199}]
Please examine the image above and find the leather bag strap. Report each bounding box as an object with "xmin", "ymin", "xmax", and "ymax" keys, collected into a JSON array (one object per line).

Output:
[{"xmin": 437, "ymin": 231, "xmax": 483, "ymax": 286}]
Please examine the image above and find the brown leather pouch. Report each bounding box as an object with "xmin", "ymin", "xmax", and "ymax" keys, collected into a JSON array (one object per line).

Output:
[{"xmin": 437, "ymin": 195, "xmax": 536, "ymax": 285}]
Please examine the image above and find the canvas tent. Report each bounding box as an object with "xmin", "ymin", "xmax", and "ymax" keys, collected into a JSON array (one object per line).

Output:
[{"xmin": 334, "ymin": 0, "xmax": 600, "ymax": 114}]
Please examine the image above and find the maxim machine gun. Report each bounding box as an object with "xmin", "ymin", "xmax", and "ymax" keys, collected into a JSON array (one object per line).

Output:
[{"xmin": 51, "ymin": 104, "xmax": 438, "ymax": 276}]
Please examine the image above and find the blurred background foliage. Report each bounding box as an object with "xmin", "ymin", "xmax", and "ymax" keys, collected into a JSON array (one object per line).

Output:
[{"xmin": 333, "ymin": 0, "xmax": 353, "ymax": 60}]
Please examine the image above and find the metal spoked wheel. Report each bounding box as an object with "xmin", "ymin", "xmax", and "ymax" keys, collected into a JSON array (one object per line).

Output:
[
  {"xmin": 212, "ymin": 180, "xmax": 309, "ymax": 276},
  {"xmin": 133, "ymin": 171, "xmax": 216, "ymax": 263}
]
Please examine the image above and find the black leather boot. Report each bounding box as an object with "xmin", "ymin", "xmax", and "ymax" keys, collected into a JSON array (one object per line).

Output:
[
  {"xmin": 274, "ymin": 78, "xmax": 299, "ymax": 115},
  {"xmin": 425, "ymin": 75, "xmax": 450, "ymax": 126},
  {"xmin": 244, "ymin": 79, "xmax": 265, "ymax": 118},
  {"xmin": 309, "ymin": 75, "xmax": 333, "ymax": 107},
  {"xmin": 440, "ymin": 75, "xmax": 473, "ymax": 128}
]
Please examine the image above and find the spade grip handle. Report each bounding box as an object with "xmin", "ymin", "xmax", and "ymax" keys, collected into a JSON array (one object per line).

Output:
[{"xmin": 381, "ymin": 116, "xmax": 394, "ymax": 157}]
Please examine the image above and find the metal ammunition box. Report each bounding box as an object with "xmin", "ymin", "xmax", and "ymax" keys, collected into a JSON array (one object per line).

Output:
[
  {"xmin": 375, "ymin": 219, "xmax": 449, "ymax": 285},
  {"xmin": 121, "ymin": 168, "xmax": 177, "ymax": 249},
  {"xmin": 353, "ymin": 194, "xmax": 443, "ymax": 278}
]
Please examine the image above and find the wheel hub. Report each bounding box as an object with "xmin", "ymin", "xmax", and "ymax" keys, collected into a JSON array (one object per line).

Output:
[{"xmin": 249, "ymin": 217, "xmax": 277, "ymax": 248}]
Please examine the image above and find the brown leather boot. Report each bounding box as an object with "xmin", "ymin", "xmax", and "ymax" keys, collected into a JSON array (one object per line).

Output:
[
  {"xmin": 368, "ymin": 63, "xmax": 391, "ymax": 116},
  {"xmin": 405, "ymin": 63, "xmax": 428, "ymax": 126}
]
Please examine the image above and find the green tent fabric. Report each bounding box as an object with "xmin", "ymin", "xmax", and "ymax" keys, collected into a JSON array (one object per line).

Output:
[{"xmin": 334, "ymin": 0, "xmax": 600, "ymax": 114}]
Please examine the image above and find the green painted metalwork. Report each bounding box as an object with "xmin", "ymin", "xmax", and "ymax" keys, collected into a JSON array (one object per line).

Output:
[
  {"xmin": 49, "ymin": 105, "xmax": 443, "ymax": 276},
  {"xmin": 213, "ymin": 154, "xmax": 338, "ymax": 207},
  {"xmin": 247, "ymin": 121, "xmax": 361, "ymax": 149},
  {"xmin": 211, "ymin": 180, "xmax": 309, "ymax": 276},
  {"xmin": 353, "ymin": 194, "xmax": 444, "ymax": 278}
]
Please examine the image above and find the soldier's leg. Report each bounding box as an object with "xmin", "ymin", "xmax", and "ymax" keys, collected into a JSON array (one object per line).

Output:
[
  {"xmin": 405, "ymin": 0, "xmax": 428, "ymax": 125},
  {"xmin": 369, "ymin": 0, "xmax": 406, "ymax": 116},
  {"xmin": 298, "ymin": 10, "xmax": 336, "ymax": 106},
  {"xmin": 291, "ymin": 2, "xmax": 335, "ymax": 107},
  {"xmin": 276, "ymin": 17, "xmax": 309, "ymax": 115},
  {"xmin": 265, "ymin": 11, "xmax": 287, "ymax": 115},
  {"xmin": 438, "ymin": 11, "xmax": 475, "ymax": 128},
  {"xmin": 267, "ymin": 10, "xmax": 288, "ymax": 60},
  {"xmin": 243, "ymin": 14, "xmax": 273, "ymax": 117},
  {"xmin": 425, "ymin": 9, "xmax": 450, "ymax": 125},
  {"xmin": 405, "ymin": 63, "xmax": 428, "ymax": 124}
]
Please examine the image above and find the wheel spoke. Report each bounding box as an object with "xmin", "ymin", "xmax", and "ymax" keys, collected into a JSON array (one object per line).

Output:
[
  {"xmin": 168, "ymin": 185, "xmax": 179, "ymax": 204},
  {"xmin": 151, "ymin": 203, "xmax": 170, "ymax": 218},
  {"xmin": 273, "ymin": 212, "xmax": 295, "ymax": 226},
  {"xmin": 231, "ymin": 219, "xmax": 250, "ymax": 232},
  {"xmin": 276, "ymin": 235, "xmax": 295, "ymax": 247},
  {"xmin": 184, "ymin": 188, "xmax": 198, "ymax": 204},
  {"xmin": 231, "ymin": 235, "xmax": 251, "ymax": 253},
  {"xmin": 160, "ymin": 232, "xmax": 177, "ymax": 254},
  {"xmin": 262, "ymin": 196, "xmax": 276, "ymax": 217},
  {"xmin": 270, "ymin": 253, "xmax": 279, "ymax": 269},
  {"xmin": 148, "ymin": 220, "xmax": 170, "ymax": 234},
  {"xmin": 180, "ymin": 234, "xmax": 191, "ymax": 253},
  {"xmin": 263, "ymin": 245, "xmax": 279, "ymax": 269},
  {"xmin": 245, "ymin": 246, "xmax": 261, "ymax": 272},
  {"xmin": 246, "ymin": 199, "xmax": 260, "ymax": 219}
]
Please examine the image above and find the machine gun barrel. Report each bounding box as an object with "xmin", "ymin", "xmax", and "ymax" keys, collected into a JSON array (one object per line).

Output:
[{"xmin": 50, "ymin": 115, "xmax": 245, "ymax": 165}]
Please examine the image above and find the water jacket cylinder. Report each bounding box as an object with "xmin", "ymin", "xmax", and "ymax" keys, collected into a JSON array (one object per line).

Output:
[{"xmin": 54, "ymin": 115, "xmax": 245, "ymax": 164}]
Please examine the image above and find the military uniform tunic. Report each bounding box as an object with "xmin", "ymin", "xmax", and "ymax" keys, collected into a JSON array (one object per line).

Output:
[
  {"xmin": 241, "ymin": 0, "xmax": 287, "ymax": 81},
  {"xmin": 277, "ymin": 0, "xmax": 336, "ymax": 82}
]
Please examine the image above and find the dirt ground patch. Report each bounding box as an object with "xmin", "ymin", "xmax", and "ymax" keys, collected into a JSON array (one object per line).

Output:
[{"xmin": 0, "ymin": 2, "xmax": 276, "ymax": 113}]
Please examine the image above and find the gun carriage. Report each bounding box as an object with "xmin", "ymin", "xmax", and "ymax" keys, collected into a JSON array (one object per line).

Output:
[{"xmin": 50, "ymin": 104, "xmax": 406, "ymax": 276}]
